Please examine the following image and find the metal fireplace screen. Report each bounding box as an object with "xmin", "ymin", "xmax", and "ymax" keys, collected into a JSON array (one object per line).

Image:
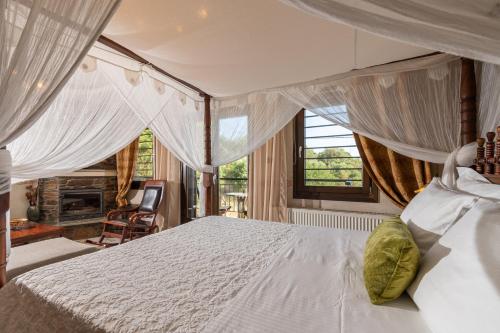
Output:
[{"xmin": 59, "ymin": 189, "xmax": 104, "ymax": 221}]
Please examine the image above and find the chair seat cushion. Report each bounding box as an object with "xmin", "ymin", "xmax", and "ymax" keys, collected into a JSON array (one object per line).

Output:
[
  {"xmin": 105, "ymin": 220, "xmax": 150, "ymax": 229},
  {"xmin": 105, "ymin": 220, "xmax": 129, "ymax": 227},
  {"xmin": 6, "ymin": 238, "xmax": 99, "ymax": 281}
]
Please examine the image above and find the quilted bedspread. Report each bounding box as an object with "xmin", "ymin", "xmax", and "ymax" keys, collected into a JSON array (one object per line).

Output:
[{"xmin": 0, "ymin": 217, "xmax": 295, "ymax": 333}]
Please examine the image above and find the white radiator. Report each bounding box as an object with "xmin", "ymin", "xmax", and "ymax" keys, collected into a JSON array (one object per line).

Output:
[{"xmin": 287, "ymin": 208, "xmax": 392, "ymax": 232}]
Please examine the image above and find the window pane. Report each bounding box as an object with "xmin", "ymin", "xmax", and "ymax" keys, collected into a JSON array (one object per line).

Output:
[
  {"xmin": 134, "ymin": 128, "xmax": 154, "ymax": 180},
  {"xmin": 305, "ymin": 125, "xmax": 352, "ymax": 137},
  {"xmin": 304, "ymin": 108, "xmax": 362, "ymax": 187},
  {"xmin": 305, "ymin": 136, "xmax": 357, "ymax": 149}
]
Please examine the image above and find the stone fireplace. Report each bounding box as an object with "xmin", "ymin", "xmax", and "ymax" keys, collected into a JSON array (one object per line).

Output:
[{"xmin": 39, "ymin": 174, "xmax": 117, "ymax": 224}]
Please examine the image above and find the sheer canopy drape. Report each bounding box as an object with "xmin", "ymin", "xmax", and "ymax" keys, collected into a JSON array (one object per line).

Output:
[
  {"xmin": 280, "ymin": 54, "xmax": 461, "ymax": 164},
  {"xmin": 8, "ymin": 49, "xmax": 205, "ymax": 182},
  {"xmin": 211, "ymin": 92, "xmax": 299, "ymax": 167},
  {"xmin": 4, "ymin": 0, "xmax": 499, "ymax": 193},
  {"xmin": 281, "ymin": 0, "xmax": 500, "ymax": 66},
  {"xmin": 8, "ymin": 59, "xmax": 144, "ymax": 181},
  {"xmin": 0, "ymin": 0, "xmax": 120, "ymax": 270},
  {"xmin": 7, "ymin": 51, "xmax": 469, "ymax": 186},
  {"xmin": 0, "ymin": 0, "xmax": 120, "ymax": 149},
  {"xmin": 477, "ymin": 62, "xmax": 500, "ymax": 137}
]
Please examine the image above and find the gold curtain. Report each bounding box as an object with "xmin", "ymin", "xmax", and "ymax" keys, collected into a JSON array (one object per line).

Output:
[
  {"xmin": 115, "ymin": 139, "xmax": 139, "ymax": 207},
  {"xmin": 154, "ymin": 138, "xmax": 181, "ymax": 230},
  {"xmin": 354, "ymin": 134, "xmax": 433, "ymax": 208},
  {"xmin": 247, "ymin": 125, "xmax": 289, "ymax": 222}
]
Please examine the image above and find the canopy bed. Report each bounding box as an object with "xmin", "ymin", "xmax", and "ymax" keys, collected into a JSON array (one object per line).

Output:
[{"xmin": 0, "ymin": 0, "xmax": 500, "ymax": 332}]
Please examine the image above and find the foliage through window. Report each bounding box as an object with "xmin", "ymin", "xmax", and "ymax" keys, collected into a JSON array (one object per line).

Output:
[
  {"xmin": 135, "ymin": 128, "xmax": 154, "ymax": 180},
  {"xmin": 218, "ymin": 157, "xmax": 248, "ymax": 218},
  {"xmin": 294, "ymin": 109, "xmax": 378, "ymax": 202}
]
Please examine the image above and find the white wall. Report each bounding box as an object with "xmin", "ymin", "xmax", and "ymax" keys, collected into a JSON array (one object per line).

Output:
[
  {"xmin": 10, "ymin": 182, "xmax": 31, "ymax": 219},
  {"xmin": 287, "ymin": 191, "xmax": 402, "ymax": 215}
]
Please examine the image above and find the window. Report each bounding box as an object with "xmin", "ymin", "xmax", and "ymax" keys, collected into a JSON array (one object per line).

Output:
[
  {"xmin": 293, "ymin": 109, "xmax": 378, "ymax": 202},
  {"xmin": 218, "ymin": 157, "xmax": 248, "ymax": 218},
  {"xmin": 134, "ymin": 128, "xmax": 154, "ymax": 180},
  {"xmin": 216, "ymin": 115, "xmax": 248, "ymax": 162}
]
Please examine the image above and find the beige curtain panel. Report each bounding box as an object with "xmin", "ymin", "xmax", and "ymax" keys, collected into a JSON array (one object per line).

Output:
[
  {"xmin": 154, "ymin": 138, "xmax": 181, "ymax": 230},
  {"xmin": 247, "ymin": 125, "xmax": 290, "ymax": 222},
  {"xmin": 115, "ymin": 139, "xmax": 139, "ymax": 207}
]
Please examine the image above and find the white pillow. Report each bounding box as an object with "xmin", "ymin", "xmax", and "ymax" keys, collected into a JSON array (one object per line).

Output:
[
  {"xmin": 400, "ymin": 178, "xmax": 478, "ymax": 255},
  {"xmin": 407, "ymin": 199, "xmax": 500, "ymax": 333},
  {"xmin": 457, "ymin": 167, "xmax": 500, "ymax": 200}
]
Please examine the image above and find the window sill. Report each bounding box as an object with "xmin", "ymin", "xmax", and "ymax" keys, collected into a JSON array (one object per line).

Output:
[{"xmin": 293, "ymin": 189, "xmax": 379, "ymax": 203}]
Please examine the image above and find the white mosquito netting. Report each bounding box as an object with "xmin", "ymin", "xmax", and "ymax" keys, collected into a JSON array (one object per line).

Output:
[
  {"xmin": 215, "ymin": 54, "xmax": 462, "ymax": 166},
  {"xmin": 0, "ymin": 0, "xmax": 120, "ymax": 195},
  {"xmin": 477, "ymin": 62, "xmax": 500, "ymax": 136},
  {"xmin": 8, "ymin": 47, "xmax": 206, "ymax": 181},
  {"xmin": 7, "ymin": 49, "xmax": 466, "ymax": 183},
  {"xmin": 0, "ymin": 0, "xmax": 120, "ymax": 258},
  {"xmin": 3, "ymin": 0, "xmax": 500, "ymax": 195},
  {"xmin": 0, "ymin": 0, "xmax": 119, "ymax": 194},
  {"xmin": 281, "ymin": 0, "xmax": 500, "ymax": 66},
  {"xmin": 3, "ymin": 0, "xmax": 500, "ymax": 281}
]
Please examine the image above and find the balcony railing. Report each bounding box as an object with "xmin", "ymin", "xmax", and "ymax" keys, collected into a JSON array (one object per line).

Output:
[{"xmin": 219, "ymin": 177, "xmax": 248, "ymax": 218}]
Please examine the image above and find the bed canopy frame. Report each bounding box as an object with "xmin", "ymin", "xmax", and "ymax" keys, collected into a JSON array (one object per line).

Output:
[
  {"xmin": 96, "ymin": 35, "xmax": 217, "ymax": 218},
  {"xmin": 0, "ymin": 38, "xmax": 486, "ymax": 288}
]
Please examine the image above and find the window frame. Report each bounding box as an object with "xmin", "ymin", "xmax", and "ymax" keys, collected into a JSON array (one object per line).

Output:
[{"xmin": 293, "ymin": 110, "xmax": 378, "ymax": 202}]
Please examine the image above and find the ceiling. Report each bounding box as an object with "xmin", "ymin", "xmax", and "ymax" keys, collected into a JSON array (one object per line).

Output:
[{"xmin": 103, "ymin": 0, "xmax": 431, "ymax": 97}]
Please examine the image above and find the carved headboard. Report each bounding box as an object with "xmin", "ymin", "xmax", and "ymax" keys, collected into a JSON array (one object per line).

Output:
[
  {"xmin": 473, "ymin": 127, "xmax": 500, "ymax": 185},
  {"xmin": 460, "ymin": 58, "xmax": 500, "ymax": 185}
]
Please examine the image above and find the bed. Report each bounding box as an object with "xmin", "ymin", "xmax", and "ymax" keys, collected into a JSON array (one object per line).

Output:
[{"xmin": 0, "ymin": 216, "xmax": 430, "ymax": 333}]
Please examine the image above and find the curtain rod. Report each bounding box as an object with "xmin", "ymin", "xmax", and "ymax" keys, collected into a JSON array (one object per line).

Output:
[{"xmin": 97, "ymin": 36, "xmax": 210, "ymax": 98}]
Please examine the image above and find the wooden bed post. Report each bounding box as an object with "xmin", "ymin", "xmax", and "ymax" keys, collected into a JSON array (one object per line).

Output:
[
  {"xmin": 460, "ymin": 58, "xmax": 477, "ymax": 145},
  {"xmin": 0, "ymin": 146, "xmax": 9, "ymax": 288},
  {"xmin": 203, "ymin": 94, "xmax": 213, "ymax": 216},
  {"xmin": 0, "ymin": 192, "xmax": 8, "ymax": 288}
]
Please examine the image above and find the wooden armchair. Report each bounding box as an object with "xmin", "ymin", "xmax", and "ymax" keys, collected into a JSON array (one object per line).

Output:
[{"xmin": 93, "ymin": 180, "xmax": 165, "ymax": 246}]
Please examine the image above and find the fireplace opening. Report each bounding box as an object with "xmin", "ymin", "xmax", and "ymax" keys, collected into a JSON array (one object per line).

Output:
[{"xmin": 59, "ymin": 189, "xmax": 104, "ymax": 222}]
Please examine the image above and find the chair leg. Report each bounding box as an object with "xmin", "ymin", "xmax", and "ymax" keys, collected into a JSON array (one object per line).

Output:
[
  {"xmin": 98, "ymin": 223, "xmax": 107, "ymax": 243},
  {"xmin": 120, "ymin": 227, "xmax": 128, "ymax": 244},
  {"xmin": 86, "ymin": 223, "xmax": 108, "ymax": 246}
]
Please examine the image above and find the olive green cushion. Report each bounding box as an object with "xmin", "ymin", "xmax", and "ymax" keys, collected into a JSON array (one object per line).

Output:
[{"xmin": 364, "ymin": 217, "xmax": 420, "ymax": 305}]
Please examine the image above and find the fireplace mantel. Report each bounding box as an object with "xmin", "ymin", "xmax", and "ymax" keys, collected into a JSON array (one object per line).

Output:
[{"xmin": 62, "ymin": 169, "xmax": 117, "ymax": 177}]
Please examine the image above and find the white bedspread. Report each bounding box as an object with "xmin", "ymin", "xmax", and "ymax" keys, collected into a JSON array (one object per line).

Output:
[
  {"xmin": 203, "ymin": 227, "xmax": 431, "ymax": 333},
  {"xmin": 0, "ymin": 217, "xmax": 430, "ymax": 333},
  {"xmin": 0, "ymin": 217, "xmax": 295, "ymax": 333}
]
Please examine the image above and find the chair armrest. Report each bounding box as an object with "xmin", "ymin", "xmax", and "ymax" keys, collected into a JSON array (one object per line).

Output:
[
  {"xmin": 129, "ymin": 212, "xmax": 156, "ymax": 225},
  {"xmin": 107, "ymin": 205, "xmax": 139, "ymax": 220}
]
